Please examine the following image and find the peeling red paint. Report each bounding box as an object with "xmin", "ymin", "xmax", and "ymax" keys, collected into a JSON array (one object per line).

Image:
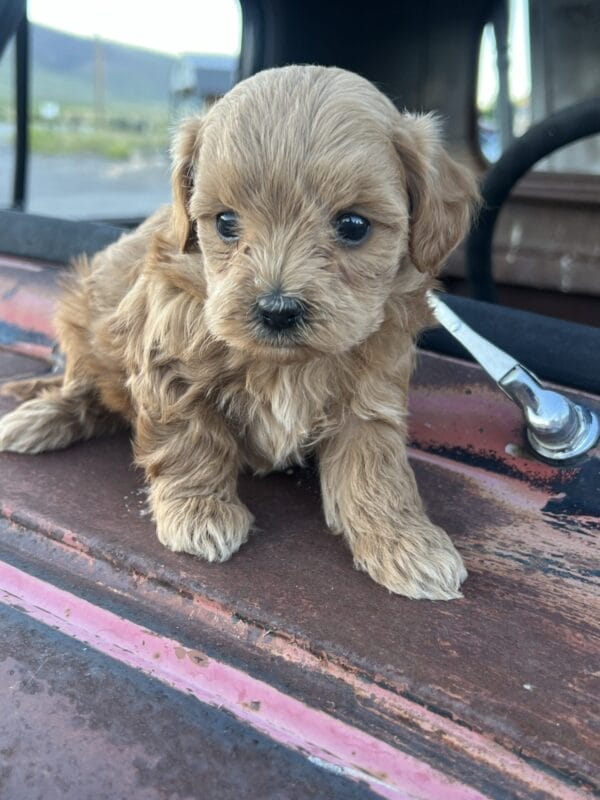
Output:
[
  {"xmin": 0, "ymin": 266, "xmax": 59, "ymax": 340},
  {"xmin": 0, "ymin": 560, "xmax": 488, "ymax": 800},
  {"xmin": 0, "ymin": 261, "xmax": 598, "ymax": 798}
]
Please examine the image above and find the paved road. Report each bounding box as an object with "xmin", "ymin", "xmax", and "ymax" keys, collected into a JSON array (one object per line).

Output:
[{"xmin": 1, "ymin": 143, "xmax": 171, "ymax": 220}]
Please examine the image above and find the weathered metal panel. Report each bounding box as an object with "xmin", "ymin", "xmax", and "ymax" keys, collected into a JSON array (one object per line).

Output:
[
  {"xmin": 0, "ymin": 356, "xmax": 598, "ymax": 797},
  {"xmin": 1, "ymin": 561, "xmax": 486, "ymax": 800},
  {"xmin": 0, "ymin": 254, "xmax": 598, "ymax": 798},
  {"xmin": 0, "ymin": 600, "xmax": 380, "ymax": 800}
]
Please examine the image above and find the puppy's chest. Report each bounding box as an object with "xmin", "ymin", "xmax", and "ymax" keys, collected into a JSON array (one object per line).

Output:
[{"xmin": 221, "ymin": 370, "xmax": 329, "ymax": 468}]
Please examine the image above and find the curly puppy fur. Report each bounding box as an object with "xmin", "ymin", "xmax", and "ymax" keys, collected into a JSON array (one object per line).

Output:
[{"xmin": 0, "ymin": 66, "xmax": 478, "ymax": 599}]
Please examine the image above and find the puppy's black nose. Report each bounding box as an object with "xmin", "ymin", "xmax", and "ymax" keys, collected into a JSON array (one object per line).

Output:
[{"xmin": 257, "ymin": 293, "xmax": 304, "ymax": 331}]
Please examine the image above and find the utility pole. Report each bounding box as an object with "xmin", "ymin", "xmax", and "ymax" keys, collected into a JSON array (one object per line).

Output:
[{"xmin": 93, "ymin": 35, "xmax": 105, "ymax": 127}]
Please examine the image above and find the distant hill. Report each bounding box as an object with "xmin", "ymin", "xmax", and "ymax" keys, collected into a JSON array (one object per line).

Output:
[{"xmin": 0, "ymin": 23, "xmax": 177, "ymax": 110}]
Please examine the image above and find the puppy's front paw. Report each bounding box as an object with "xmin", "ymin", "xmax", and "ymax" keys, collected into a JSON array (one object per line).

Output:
[
  {"xmin": 352, "ymin": 520, "xmax": 467, "ymax": 600},
  {"xmin": 153, "ymin": 493, "xmax": 253, "ymax": 562}
]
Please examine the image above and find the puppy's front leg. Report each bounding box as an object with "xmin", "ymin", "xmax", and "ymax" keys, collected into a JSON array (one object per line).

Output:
[
  {"xmin": 319, "ymin": 417, "xmax": 467, "ymax": 599},
  {"xmin": 135, "ymin": 401, "xmax": 252, "ymax": 562}
]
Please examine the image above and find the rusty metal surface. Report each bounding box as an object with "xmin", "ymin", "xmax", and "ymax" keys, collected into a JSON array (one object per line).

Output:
[
  {"xmin": 410, "ymin": 352, "xmax": 600, "ymax": 491},
  {"xmin": 0, "ymin": 350, "xmax": 598, "ymax": 797},
  {"xmin": 0, "ymin": 350, "xmax": 48, "ymax": 380},
  {"xmin": 0, "ymin": 255, "xmax": 598, "ymax": 797},
  {"xmin": 0, "ymin": 256, "xmax": 58, "ymax": 362},
  {"xmin": 0, "ymin": 602, "xmax": 377, "ymax": 800},
  {"xmin": 3, "ymin": 558, "xmax": 491, "ymax": 800}
]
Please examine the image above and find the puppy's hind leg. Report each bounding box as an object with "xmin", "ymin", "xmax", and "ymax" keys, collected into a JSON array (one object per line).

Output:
[
  {"xmin": 1, "ymin": 373, "xmax": 64, "ymax": 402},
  {"xmin": 0, "ymin": 384, "xmax": 124, "ymax": 454}
]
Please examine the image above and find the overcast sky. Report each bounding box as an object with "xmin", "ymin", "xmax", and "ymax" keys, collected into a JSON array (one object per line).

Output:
[{"xmin": 28, "ymin": 0, "xmax": 242, "ymax": 56}]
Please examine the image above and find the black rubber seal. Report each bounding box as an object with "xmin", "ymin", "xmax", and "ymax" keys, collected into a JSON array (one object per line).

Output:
[{"xmin": 420, "ymin": 294, "xmax": 600, "ymax": 395}]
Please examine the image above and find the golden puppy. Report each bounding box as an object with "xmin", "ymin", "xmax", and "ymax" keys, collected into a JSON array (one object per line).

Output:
[{"xmin": 0, "ymin": 65, "xmax": 478, "ymax": 599}]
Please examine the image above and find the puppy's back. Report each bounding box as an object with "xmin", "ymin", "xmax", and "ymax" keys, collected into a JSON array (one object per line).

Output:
[{"xmin": 54, "ymin": 205, "xmax": 175, "ymax": 418}]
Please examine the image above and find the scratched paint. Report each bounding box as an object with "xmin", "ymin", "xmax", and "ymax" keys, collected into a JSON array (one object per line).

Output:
[
  {"xmin": 0, "ymin": 256, "xmax": 598, "ymax": 797},
  {"xmin": 0, "ymin": 559, "xmax": 488, "ymax": 800}
]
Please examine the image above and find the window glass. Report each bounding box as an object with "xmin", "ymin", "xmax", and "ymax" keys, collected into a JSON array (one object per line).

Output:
[
  {"xmin": 24, "ymin": 0, "xmax": 242, "ymax": 220},
  {"xmin": 477, "ymin": 0, "xmax": 600, "ymax": 174}
]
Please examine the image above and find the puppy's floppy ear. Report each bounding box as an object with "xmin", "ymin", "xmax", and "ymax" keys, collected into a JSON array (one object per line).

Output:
[
  {"xmin": 394, "ymin": 113, "xmax": 479, "ymax": 274},
  {"xmin": 171, "ymin": 116, "xmax": 204, "ymax": 253}
]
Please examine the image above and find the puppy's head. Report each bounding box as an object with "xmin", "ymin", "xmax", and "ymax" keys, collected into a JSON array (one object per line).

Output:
[{"xmin": 171, "ymin": 66, "xmax": 478, "ymax": 361}]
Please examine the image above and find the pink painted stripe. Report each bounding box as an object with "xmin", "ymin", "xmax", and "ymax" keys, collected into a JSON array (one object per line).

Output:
[
  {"xmin": 0, "ymin": 515, "xmax": 588, "ymax": 800},
  {"xmin": 0, "ymin": 559, "xmax": 486, "ymax": 800},
  {"xmin": 1, "ymin": 512, "xmax": 590, "ymax": 798}
]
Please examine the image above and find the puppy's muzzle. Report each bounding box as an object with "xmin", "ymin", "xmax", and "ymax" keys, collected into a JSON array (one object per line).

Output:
[{"xmin": 256, "ymin": 293, "xmax": 304, "ymax": 332}]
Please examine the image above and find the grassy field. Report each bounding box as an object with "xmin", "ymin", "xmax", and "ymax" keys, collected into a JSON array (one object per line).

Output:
[
  {"xmin": 0, "ymin": 96, "xmax": 172, "ymax": 159},
  {"xmin": 27, "ymin": 101, "xmax": 172, "ymax": 160},
  {"xmin": 29, "ymin": 125, "xmax": 169, "ymax": 159}
]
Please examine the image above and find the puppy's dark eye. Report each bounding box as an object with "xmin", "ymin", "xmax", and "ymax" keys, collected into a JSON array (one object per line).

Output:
[
  {"xmin": 333, "ymin": 213, "xmax": 370, "ymax": 246},
  {"xmin": 216, "ymin": 211, "xmax": 240, "ymax": 242}
]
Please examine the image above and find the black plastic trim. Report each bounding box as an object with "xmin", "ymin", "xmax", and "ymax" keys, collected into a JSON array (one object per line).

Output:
[
  {"xmin": 420, "ymin": 294, "xmax": 600, "ymax": 396},
  {"xmin": 0, "ymin": 0, "xmax": 25, "ymax": 57},
  {"xmin": 12, "ymin": 12, "xmax": 28, "ymax": 210},
  {"xmin": 0, "ymin": 209, "xmax": 125, "ymax": 264}
]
